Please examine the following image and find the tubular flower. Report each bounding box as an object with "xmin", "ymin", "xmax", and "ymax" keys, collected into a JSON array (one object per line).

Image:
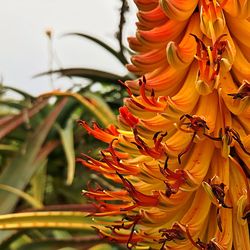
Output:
[{"xmin": 79, "ymin": 1, "xmax": 250, "ymax": 249}]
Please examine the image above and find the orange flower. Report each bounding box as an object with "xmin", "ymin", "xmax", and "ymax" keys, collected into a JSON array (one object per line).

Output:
[{"xmin": 79, "ymin": 1, "xmax": 250, "ymax": 249}]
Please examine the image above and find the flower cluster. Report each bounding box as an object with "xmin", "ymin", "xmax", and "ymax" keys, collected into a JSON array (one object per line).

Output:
[{"xmin": 79, "ymin": 1, "xmax": 250, "ymax": 249}]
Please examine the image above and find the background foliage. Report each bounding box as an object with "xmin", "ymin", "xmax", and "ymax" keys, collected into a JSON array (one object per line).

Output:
[{"xmin": 0, "ymin": 1, "xmax": 134, "ymax": 249}]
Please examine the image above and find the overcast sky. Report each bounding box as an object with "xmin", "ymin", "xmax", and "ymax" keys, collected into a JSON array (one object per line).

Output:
[{"xmin": 0, "ymin": 0, "xmax": 137, "ymax": 95}]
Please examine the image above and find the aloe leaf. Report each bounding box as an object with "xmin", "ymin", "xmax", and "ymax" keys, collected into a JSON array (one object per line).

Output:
[
  {"xmin": 13, "ymin": 236, "xmax": 101, "ymax": 250},
  {"xmin": 0, "ymin": 100, "xmax": 28, "ymax": 110},
  {"xmin": 4, "ymin": 234, "xmax": 31, "ymax": 250},
  {"xmin": 88, "ymin": 243, "xmax": 114, "ymax": 250},
  {"xmin": 64, "ymin": 33, "xmax": 128, "ymax": 65},
  {"xmin": 1, "ymin": 86, "xmax": 35, "ymax": 99},
  {"xmin": 0, "ymin": 144, "xmax": 18, "ymax": 152},
  {"xmin": 0, "ymin": 115, "xmax": 15, "ymax": 126},
  {"xmin": 0, "ymin": 184, "xmax": 43, "ymax": 209},
  {"xmin": 0, "ymin": 211, "xmax": 94, "ymax": 230},
  {"xmin": 30, "ymin": 160, "xmax": 47, "ymax": 205},
  {"xmin": 22, "ymin": 204, "xmax": 97, "ymax": 212},
  {"xmin": 34, "ymin": 68, "xmax": 129, "ymax": 84},
  {"xmin": 84, "ymin": 92, "xmax": 116, "ymax": 124},
  {"xmin": 55, "ymin": 118, "xmax": 75, "ymax": 186},
  {"xmin": 0, "ymin": 98, "xmax": 68, "ymax": 215},
  {"xmin": 40, "ymin": 91, "xmax": 112, "ymax": 126},
  {"xmin": 43, "ymin": 98, "xmax": 79, "ymax": 139},
  {"xmin": 0, "ymin": 98, "xmax": 48, "ymax": 140},
  {"xmin": 0, "ymin": 230, "xmax": 27, "ymax": 250}
]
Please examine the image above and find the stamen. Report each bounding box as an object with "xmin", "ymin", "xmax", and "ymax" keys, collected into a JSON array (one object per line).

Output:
[
  {"xmin": 191, "ymin": 33, "xmax": 229, "ymax": 92},
  {"xmin": 203, "ymin": 133, "xmax": 222, "ymax": 141},
  {"xmin": 118, "ymin": 79, "xmax": 133, "ymax": 97},
  {"xmin": 130, "ymin": 98, "xmax": 146, "ymax": 109},
  {"xmin": 116, "ymin": 171, "xmax": 159, "ymax": 207},
  {"xmin": 118, "ymin": 80, "xmax": 147, "ymax": 110},
  {"xmin": 216, "ymin": 206, "xmax": 223, "ymax": 232},
  {"xmin": 164, "ymin": 155, "xmax": 169, "ymax": 170},
  {"xmin": 178, "ymin": 114, "xmax": 211, "ymax": 163},
  {"xmin": 153, "ymin": 131, "xmax": 162, "ymax": 142},
  {"xmin": 125, "ymin": 214, "xmax": 141, "ymax": 249},
  {"xmin": 154, "ymin": 131, "xmax": 168, "ymax": 151},
  {"xmin": 107, "ymin": 214, "xmax": 141, "ymax": 249},
  {"xmin": 178, "ymin": 132, "xmax": 196, "ymax": 164},
  {"xmin": 132, "ymin": 128, "xmax": 166, "ymax": 159},
  {"xmin": 225, "ymin": 127, "xmax": 250, "ymax": 155},
  {"xmin": 139, "ymin": 76, "xmax": 158, "ymax": 106},
  {"xmin": 228, "ymin": 92, "xmax": 250, "ymax": 99},
  {"xmin": 185, "ymin": 225, "xmax": 199, "ymax": 248}
]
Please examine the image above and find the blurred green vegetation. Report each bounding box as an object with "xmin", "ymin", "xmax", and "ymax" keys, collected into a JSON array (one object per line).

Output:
[{"xmin": 0, "ymin": 1, "xmax": 133, "ymax": 249}]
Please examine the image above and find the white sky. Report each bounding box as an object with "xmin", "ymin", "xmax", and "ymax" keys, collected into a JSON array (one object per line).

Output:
[{"xmin": 0, "ymin": 0, "xmax": 137, "ymax": 96}]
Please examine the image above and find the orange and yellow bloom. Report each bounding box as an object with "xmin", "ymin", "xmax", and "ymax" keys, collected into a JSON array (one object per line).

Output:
[{"xmin": 79, "ymin": 1, "xmax": 250, "ymax": 249}]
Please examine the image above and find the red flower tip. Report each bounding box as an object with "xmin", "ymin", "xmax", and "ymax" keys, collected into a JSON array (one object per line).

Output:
[
  {"xmin": 160, "ymin": 166, "xmax": 187, "ymax": 197},
  {"xmin": 78, "ymin": 120, "xmax": 118, "ymax": 143},
  {"xmin": 116, "ymin": 171, "xmax": 159, "ymax": 207},
  {"xmin": 132, "ymin": 128, "xmax": 166, "ymax": 159},
  {"xmin": 119, "ymin": 106, "xmax": 139, "ymax": 128}
]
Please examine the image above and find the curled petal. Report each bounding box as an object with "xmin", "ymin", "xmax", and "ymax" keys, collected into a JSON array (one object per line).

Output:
[
  {"xmin": 137, "ymin": 5, "xmax": 168, "ymax": 30},
  {"xmin": 232, "ymin": 43, "xmax": 250, "ymax": 82},
  {"xmin": 200, "ymin": 1, "xmax": 226, "ymax": 42},
  {"xmin": 180, "ymin": 187, "xmax": 211, "ymax": 238},
  {"xmin": 131, "ymin": 48, "xmax": 168, "ymax": 73},
  {"xmin": 237, "ymin": 194, "xmax": 248, "ymax": 225},
  {"xmin": 195, "ymin": 78, "xmax": 218, "ymax": 95},
  {"xmin": 226, "ymin": 15, "xmax": 250, "ymax": 48},
  {"xmin": 137, "ymin": 19, "xmax": 188, "ymax": 48},
  {"xmin": 79, "ymin": 121, "xmax": 118, "ymax": 143},
  {"xmin": 166, "ymin": 13, "xmax": 202, "ymax": 69},
  {"xmin": 167, "ymin": 62, "xmax": 200, "ymax": 114},
  {"xmin": 134, "ymin": 0, "xmax": 158, "ymax": 12},
  {"xmin": 160, "ymin": 0, "xmax": 198, "ymax": 21},
  {"xmin": 223, "ymin": 0, "xmax": 250, "ymax": 18}
]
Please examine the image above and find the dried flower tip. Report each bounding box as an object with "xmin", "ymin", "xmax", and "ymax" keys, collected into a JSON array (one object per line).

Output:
[
  {"xmin": 202, "ymin": 179, "xmax": 232, "ymax": 210},
  {"xmin": 228, "ymin": 80, "xmax": 250, "ymax": 100},
  {"xmin": 211, "ymin": 183, "xmax": 231, "ymax": 209},
  {"xmin": 196, "ymin": 238, "xmax": 222, "ymax": 250},
  {"xmin": 224, "ymin": 127, "xmax": 250, "ymax": 155},
  {"xmin": 179, "ymin": 114, "xmax": 209, "ymax": 132},
  {"xmin": 45, "ymin": 28, "xmax": 53, "ymax": 38},
  {"xmin": 159, "ymin": 224, "xmax": 185, "ymax": 249}
]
